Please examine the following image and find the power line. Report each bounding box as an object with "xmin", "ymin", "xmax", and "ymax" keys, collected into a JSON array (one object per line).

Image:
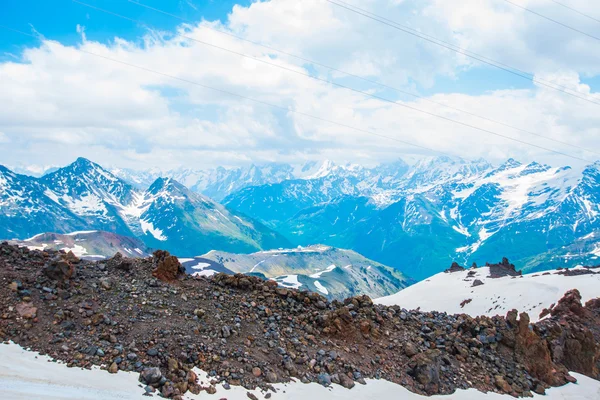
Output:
[
  {"xmin": 69, "ymin": 0, "xmax": 593, "ymax": 162},
  {"xmin": 117, "ymin": 0, "xmax": 600, "ymax": 156},
  {"xmin": 549, "ymin": 0, "xmax": 600, "ymax": 25},
  {"xmin": 324, "ymin": 0, "xmax": 600, "ymax": 107},
  {"xmin": 502, "ymin": 0, "xmax": 600, "ymax": 42},
  {"xmin": 0, "ymin": 24, "xmax": 450, "ymax": 157}
]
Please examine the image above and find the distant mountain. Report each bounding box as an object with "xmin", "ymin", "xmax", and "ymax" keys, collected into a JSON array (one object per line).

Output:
[
  {"xmin": 200, "ymin": 245, "xmax": 412, "ymax": 300},
  {"xmin": 224, "ymin": 156, "xmax": 600, "ymax": 280},
  {"xmin": 0, "ymin": 158, "xmax": 290, "ymax": 257},
  {"xmin": 10, "ymin": 230, "xmax": 150, "ymax": 259},
  {"xmin": 110, "ymin": 159, "xmax": 409, "ymax": 202}
]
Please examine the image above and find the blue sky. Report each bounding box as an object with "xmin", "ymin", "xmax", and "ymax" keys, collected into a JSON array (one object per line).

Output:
[
  {"xmin": 1, "ymin": 0, "xmax": 249, "ymax": 55},
  {"xmin": 1, "ymin": 0, "xmax": 547, "ymax": 96},
  {"xmin": 0, "ymin": 0, "xmax": 599, "ymax": 170}
]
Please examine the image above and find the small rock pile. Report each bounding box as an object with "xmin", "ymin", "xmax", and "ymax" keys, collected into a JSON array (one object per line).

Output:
[{"xmin": 0, "ymin": 242, "xmax": 599, "ymax": 399}]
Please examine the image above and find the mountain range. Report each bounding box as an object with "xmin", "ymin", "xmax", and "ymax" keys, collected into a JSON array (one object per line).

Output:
[
  {"xmin": 0, "ymin": 158, "xmax": 289, "ymax": 257},
  {"xmin": 2, "ymin": 156, "xmax": 599, "ymax": 281},
  {"xmin": 220, "ymin": 157, "xmax": 600, "ymax": 279}
]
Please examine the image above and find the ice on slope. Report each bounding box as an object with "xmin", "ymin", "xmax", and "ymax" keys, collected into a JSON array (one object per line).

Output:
[
  {"xmin": 314, "ymin": 280, "xmax": 329, "ymax": 295},
  {"xmin": 309, "ymin": 264, "xmax": 337, "ymax": 278},
  {"xmin": 1, "ymin": 343, "xmax": 599, "ymax": 400},
  {"xmin": 376, "ymin": 267, "xmax": 600, "ymax": 323}
]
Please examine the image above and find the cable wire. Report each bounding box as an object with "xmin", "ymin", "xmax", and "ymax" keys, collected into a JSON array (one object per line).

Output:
[
  {"xmin": 324, "ymin": 0, "xmax": 600, "ymax": 107},
  {"xmin": 117, "ymin": 0, "xmax": 600, "ymax": 156},
  {"xmin": 0, "ymin": 24, "xmax": 451, "ymax": 157},
  {"xmin": 549, "ymin": 0, "xmax": 600, "ymax": 25},
  {"xmin": 69, "ymin": 0, "xmax": 593, "ymax": 161},
  {"xmin": 502, "ymin": 0, "xmax": 600, "ymax": 42}
]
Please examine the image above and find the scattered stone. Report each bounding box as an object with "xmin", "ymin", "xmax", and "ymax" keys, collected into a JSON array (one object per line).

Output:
[
  {"xmin": 99, "ymin": 278, "xmax": 112, "ymax": 290},
  {"xmin": 140, "ymin": 368, "xmax": 162, "ymax": 385},
  {"xmin": 15, "ymin": 302, "xmax": 37, "ymax": 319},
  {"xmin": 472, "ymin": 279, "xmax": 484, "ymax": 287}
]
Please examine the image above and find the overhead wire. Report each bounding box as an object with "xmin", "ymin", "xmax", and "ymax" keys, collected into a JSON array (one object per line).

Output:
[
  {"xmin": 548, "ymin": 0, "xmax": 600, "ymax": 25},
  {"xmin": 0, "ymin": 24, "xmax": 452, "ymax": 157},
  {"xmin": 323, "ymin": 0, "xmax": 600, "ymax": 107},
  {"xmin": 114, "ymin": 0, "xmax": 600, "ymax": 156},
  {"xmin": 65, "ymin": 0, "xmax": 592, "ymax": 161},
  {"xmin": 502, "ymin": 0, "xmax": 600, "ymax": 41}
]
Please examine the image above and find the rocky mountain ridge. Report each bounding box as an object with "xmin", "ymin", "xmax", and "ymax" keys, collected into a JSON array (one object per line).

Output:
[
  {"xmin": 200, "ymin": 245, "xmax": 412, "ymax": 300},
  {"xmin": 0, "ymin": 242, "xmax": 598, "ymax": 399}
]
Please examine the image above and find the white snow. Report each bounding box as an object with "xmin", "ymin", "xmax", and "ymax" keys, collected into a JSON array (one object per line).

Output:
[
  {"xmin": 24, "ymin": 233, "xmax": 45, "ymax": 242},
  {"xmin": 60, "ymin": 244, "xmax": 88, "ymax": 257},
  {"xmin": 191, "ymin": 263, "xmax": 211, "ymax": 270},
  {"xmin": 191, "ymin": 269, "xmax": 218, "ymax": 277},
  {"xmin": 276, "ymin": 274, "xmax": 302, "ymax": 289},
  {"xmin": 2, "ymin": 340, "xmax": 600, "ymax": 399},
  {"xmin": 65, "ymin": 231, "xmax": 98, "ymax": 236},
  {"xmin": 309, "ymin": 264, "xmax": 337, "ymax": 278},
  {"xmin": 64, "ymin": 194, "xmax": 108, "ymax": 216},
  {"xmin": 314, "ymin": 280, "xmax": 329, "ymax": 295},
  {"xmin": 452, "ymin": 225, "xmax": 470, "ymax": 237},
  {"xmin": 376, "ymin": 267, "xmax": 600, "ymax": 322},
  {"xmin": 140, "ymin": 219, "xmax": 167, "ymax": 241},
  {"xmin": 250, "ymin": 259, "xmax": 268, "ymax": 273}
]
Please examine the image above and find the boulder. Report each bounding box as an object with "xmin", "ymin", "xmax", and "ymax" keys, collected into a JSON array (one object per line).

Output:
[{"xmin": 152, "ymin": 250, "xmax": 185, "ymax": 282}]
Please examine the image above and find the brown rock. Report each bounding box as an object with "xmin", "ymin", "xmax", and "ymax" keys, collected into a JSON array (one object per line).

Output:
[
  {"xmin": 152, "ymin": 250, "xmax": 184, "ymax": 282},
  {"xmin": 494, "ymin": 375, "xmax": 512, "ymax": 393},
  {"xmin": 43, "ymin": 254, "xmax": 76, "ymax": 281},
  {"xmin": 108, "ymin": 362, "xmax": 118, "ymax": 374},
  {"xmin": 15, "ymin": 302, "xmax": 37, "ymax": 319}
]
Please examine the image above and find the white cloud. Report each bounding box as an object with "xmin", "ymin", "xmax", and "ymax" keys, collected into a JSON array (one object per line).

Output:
[
  {"xmin": 0, "ymin": 132, "xmax": 9, "ymax": 143},
  {"xmin": 0, "ymin": 0, "xmax": 599, "ymax": 171}
]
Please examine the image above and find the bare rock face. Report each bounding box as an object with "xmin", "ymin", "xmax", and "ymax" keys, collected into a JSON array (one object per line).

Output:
[
  {"xmin": 550, "ymin": 289, "xmax": 585, "ymax": 318},
  {"xmin": 43, "ymin": 252, "xmax": 78, "ymax": 281},
  {"xmin": 444, "ymin": 262, "xmax": 465, "ymax": 273},
  {"xmin": 487, "ymin": 257, "xmax": 521, "ymax": 278},
  {"xmin": 538, "ymin": 290, "xmax": 600, "ymax": 379},
  {"xmin": 152, "ymin": 250, "xmax": 184, "ymax": 282}
]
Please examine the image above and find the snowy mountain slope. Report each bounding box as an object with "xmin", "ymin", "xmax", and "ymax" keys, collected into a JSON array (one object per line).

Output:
[
  {"xmin": 0, "ymin": 159, "xmax": 289, "ymax": 256},
  {"xmin": 134, "ymin": 177, "xmax": 290, "ymax": 256},
  {"xmin": 201, "ymin": 245, "xmax": 411, "ymax": 300},
  {"xmin": 237, "ymin": 157, "xmax": 600, "ymax": 279},
  {"xmin": 0, "ymin": 165, "xmax": 89, "ymax": 239},
  {"xmin": 40, "ymin": 158, "xmax": 139, "ymax": 237},
  {"xmin": 10, "ymin": 230, "xmax": 150, "ymax": 259},
  {"xmin": 376, "ymin": 266, "xmax": 600, "ymax": 322},
  {"xmin": 3, "ymin": 343, "xmax": 598, "ymax": 400}
]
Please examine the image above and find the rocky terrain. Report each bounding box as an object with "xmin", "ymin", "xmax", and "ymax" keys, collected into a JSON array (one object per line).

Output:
[{"xmin": 1, "ymin": 242, "xmax": 599, "ymax": 399}]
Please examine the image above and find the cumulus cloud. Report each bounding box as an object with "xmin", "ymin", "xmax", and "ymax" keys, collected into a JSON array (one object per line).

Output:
[{"xmin": 0, "ymin": 0, "xmax": 599, "ymax": 171}]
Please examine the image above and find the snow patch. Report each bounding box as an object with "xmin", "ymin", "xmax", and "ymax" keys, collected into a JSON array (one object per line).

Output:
[
  {"xmin": 140, "ymin": 219, "xmax": 167, "ymax": 241},
  {"xmin": 314, "ymin": 280, "xmax": 329, "ymax": 295}
]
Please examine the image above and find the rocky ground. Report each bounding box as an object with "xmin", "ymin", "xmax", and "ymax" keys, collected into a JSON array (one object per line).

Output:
[{"xmin": 0, "ymin": 242, "xmax": 599, "ymax": 399}]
